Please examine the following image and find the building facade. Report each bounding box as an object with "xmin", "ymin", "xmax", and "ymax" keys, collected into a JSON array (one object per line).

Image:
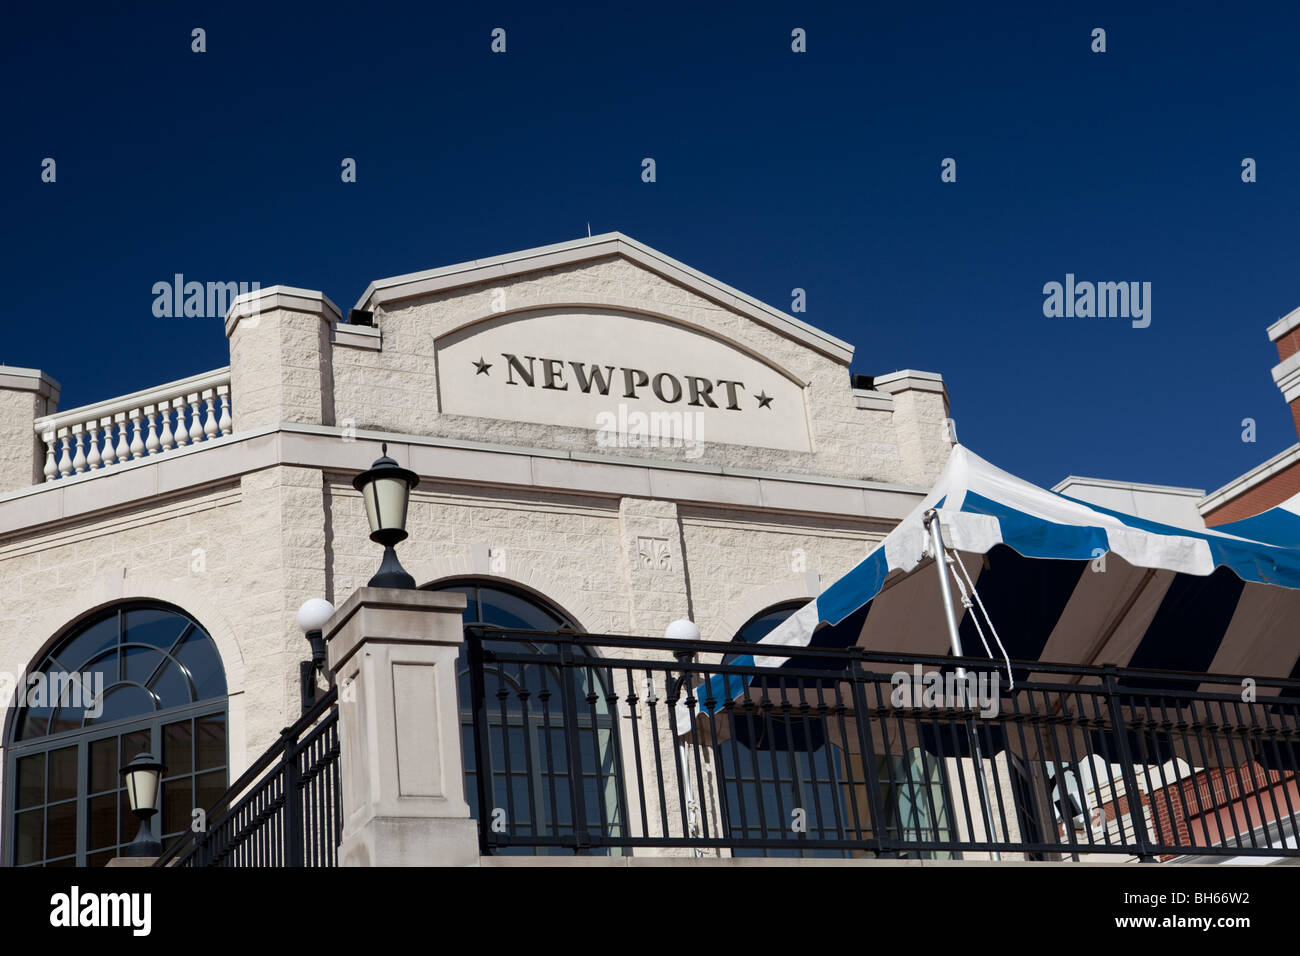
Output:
[
  {"xmin": 0, "ymin": 234, "xmax": 955, "ymax": 865},
  {"xmin": 1202, "ymin": 306, "xmax": 1300, "ymax": 524}
]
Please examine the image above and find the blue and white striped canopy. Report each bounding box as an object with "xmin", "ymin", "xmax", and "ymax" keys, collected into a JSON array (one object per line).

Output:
[{"xmin": 754, "ymin": 445, "xmax": 1300, "ymax": 681}]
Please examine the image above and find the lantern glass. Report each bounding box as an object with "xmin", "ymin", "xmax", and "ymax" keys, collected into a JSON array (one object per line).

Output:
[
  {"xmin": 123, "ymin": 759, "xmax": 162, "ymax": 813},
  {"xmin": 363, "ymin": 474, "xmax": 410, "ymax": 534}
]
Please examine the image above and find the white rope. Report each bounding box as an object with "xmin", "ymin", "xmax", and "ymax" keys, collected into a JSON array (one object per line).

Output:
[{"xmin": 947, "ymin": 549, "xmax": 1014, "ymax": 690}]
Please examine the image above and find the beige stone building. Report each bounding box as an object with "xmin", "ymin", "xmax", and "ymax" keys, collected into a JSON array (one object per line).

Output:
[{"xmin": 0, "ymin": 234, "xmax": 954, "ymax": 866}]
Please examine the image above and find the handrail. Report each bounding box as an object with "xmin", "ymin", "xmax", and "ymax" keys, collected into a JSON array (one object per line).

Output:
[{"xmin": 153, "ymin": 686, "xmax": 338, "ymax": 867}]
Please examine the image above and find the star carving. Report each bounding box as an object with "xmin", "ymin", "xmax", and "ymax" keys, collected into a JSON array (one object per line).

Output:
[
  {"xmin": 755, "ymin": 391, "xmax": 773, "ymax": 409},
  {"xmin": 473, "ymin": 357, "xmax": 492, "ymax": 375}
]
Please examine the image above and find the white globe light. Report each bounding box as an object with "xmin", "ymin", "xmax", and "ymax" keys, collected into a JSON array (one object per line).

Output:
[
  {"xmin": 297, "ymin": 598, "xmax": 336, "ymax": 634},
  {"xmin": 664, "ymin": 619, "xmax": 700, "ymax": 642}
]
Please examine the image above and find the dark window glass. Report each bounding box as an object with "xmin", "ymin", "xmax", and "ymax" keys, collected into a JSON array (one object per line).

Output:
[
  {"xmin": 174, "ymin": 628, "xmax": 227, "ymax": 699},
  {"xmin": 16, "ymin": 754, "xmax": 44, "ymax": 809},
  {"xmin": 196, "ymin": 715, "xmax": 225, "ymax": 771},
  {"xmin": 50, "ymin": 615, "xmax": 117, "ymax": 678},
  {"xmin": 162, "ymin": 778, "xmax": 192, "ymax": 836},
  {"xmin": 89, "ymin": 737, "xmax": 117, "ymax": 793},
  {"xmin": 48, "ymin": 747, "xmax": 77, "ymax": 803},
  {"xmin": 163, "ymin": 720, "xmax": 193, "ymax": 775},
  {"xmin": 87, "ymin": 793, "xmax": 118, "ymax": 851},
  {"xmin": 91, "ymin": 685, "xmax": 155, "ymax": 725},
  {"xmin": 123, "ymin": 646, "xmax": 162, "ymax": 687},
  {"xmin": 46, "ymin": 802, "xmax": 76, "ymax": 858},
  {"xmin": 14, "ymin": 809, "xmax": 43, "ymax": 865},
  {"xmin": 124, "ymin": 608, "xmax": 191, "ymax": 651},
  {"xmin": 196, "ymin": 770, "xmax": 225, "ymax": 814}
]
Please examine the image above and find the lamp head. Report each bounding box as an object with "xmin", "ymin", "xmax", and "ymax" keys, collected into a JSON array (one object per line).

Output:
[{"xmin": 351, "ymin": 443, "xmax": 419, "ymax": 547}]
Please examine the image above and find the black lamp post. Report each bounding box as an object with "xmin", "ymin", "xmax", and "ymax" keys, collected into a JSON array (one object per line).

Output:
[
  {"xmin": 352, "ymin": 443, "xmax": 420, "ymax": 589},
  {"xmin": 297, "ymin": 598, "xmax": 335, "ymax": 714},
  {"xmin": 120, "ymin": 752, "xmax": 166, "ymax": 857}
]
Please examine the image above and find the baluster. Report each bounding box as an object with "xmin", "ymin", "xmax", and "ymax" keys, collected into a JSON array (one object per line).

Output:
[
  {"xmin": 56, "ymin": 428, "xmax": 73, "ymax": 478},
  {"xmin": 41, "ymin": 430, "xmax": 56, "ymax": 481},
  {"xmin": 159, "ymin": 402, "xmax": 175, "ymax": 451},
  {"xmin": 71, "ymin": 424, "xmax": 87, "ymax": 474},
  {"xmin": 201, "ymin": 389, "xmax": 218, "ymax": 440},
  {"xmin": 100, "ymin": 417, "xmax": 118, "ymax": 467},
  {"xmin": 217, "ymin": 385, "xmax": 232, "ymax": 436},
  {"xmin": 144, "ymin": 404, "xmax": 160, "ymax": 455},
  {"xmin": 128, "ymin": 408, "xmax": 145, "ymax": 459},
  {"xmin": 85, "ymin": 420, "xmax": 102, "ymax": 471},
  {"xmin": 187, "ymin": 393, "xmax": 203, "ymax": 444},
  {"xmin": 172, "ymin": 398, "xmax": 190, "ymax": 447},
  {"xmin": 113, "ymin": 412, "xmax": 130, "ymax": 463}
]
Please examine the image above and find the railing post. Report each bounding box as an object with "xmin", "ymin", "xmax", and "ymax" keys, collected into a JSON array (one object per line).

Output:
[
  {"xmin": 1102, "ymin": 667, "xmax": 1156, "ymax": 862},
  {"xmin": 282, "ymin": 726, "xmax": 304, "ymax": 867},
  {"xmin": 847, "ymin": 651, "xmax": 888, "ymax": 856},
  {"xmin": 466, "ymin": 628, "xmax": 495, "ymax": 856},
  {"xmin": 324, "ymin": 587, "xmax": 475, "ymax": 866},
  {"xmin": 557, "ymin": 638, "xmax": 592, "ymax": 851}
]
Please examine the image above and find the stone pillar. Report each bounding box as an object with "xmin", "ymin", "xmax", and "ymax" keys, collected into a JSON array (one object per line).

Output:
[
  {"xmin": 324, "ymin": 586, "xmax": 477, "ymax": 866},
  {"xmin": 225, "ymin": 286, "xmax": 339, "ymax": 431},
  {"xmin": 0, "ymin": 366, "xmax": 59, "ymax": 492},
  {"xmin": 874, "ymin": 369, "xmax": 952, "ymax": 486},
  {"xmin": 615, "ymin": 498, "xmax": 699, "ymax": 852}
]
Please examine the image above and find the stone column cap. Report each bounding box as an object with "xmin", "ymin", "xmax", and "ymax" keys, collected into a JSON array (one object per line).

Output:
[
  {"xmin": 324, "ymin": 587, "xmax": 468, "ymax": 672},
  {"xmin": 872, "ymin": 369, "xmax": 948, "ymax": 397},
  {"xmin": 0, "ymin": 366, "xmax": 60, "ymax": 403},
  {"xmin": 225, "ymin": 285, "xmax": 342, "ymax": 337}
]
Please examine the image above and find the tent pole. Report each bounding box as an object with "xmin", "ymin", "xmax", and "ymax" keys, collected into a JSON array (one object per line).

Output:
[{"xmin": 924, "ymin": 509, "xmax": 1001, "ymax": 860}]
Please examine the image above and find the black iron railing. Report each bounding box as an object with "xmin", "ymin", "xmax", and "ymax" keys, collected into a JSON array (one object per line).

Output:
[
  {"xmin": 154, "ymin": 687, "xmax": 341, "ymax": 867},
  {"xmin": 464, "ymin": 627, "xmax": 1300, "ymax": 860}
]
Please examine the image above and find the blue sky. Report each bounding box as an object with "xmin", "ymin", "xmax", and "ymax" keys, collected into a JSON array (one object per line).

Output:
[{"xmin": 4, "ymin": 1, "xmax": 1298, "ymax": 492}]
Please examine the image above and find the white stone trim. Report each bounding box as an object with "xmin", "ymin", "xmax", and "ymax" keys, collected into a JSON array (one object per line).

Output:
[
  {"xmin": 332, "ymin": 323, "xmax": 381, "ymax": 350},
  {"xmin": 353, "ymin": 233, "xmax": 855, "ymax": 364},
  {"xmin": 1267, "ymin": 305, "xmax": 1300, "ymax": 343},
  {"xmin": 1052, "ymin": 476, "xmax": 1205, "ymax": 498},
  {"xmin": 1200, "ymin": 442, "xmax": 1300, "ymax": 516},
  {"xmin": 852, "ymin": 388, "xmax": 894, "ymax": 411}
]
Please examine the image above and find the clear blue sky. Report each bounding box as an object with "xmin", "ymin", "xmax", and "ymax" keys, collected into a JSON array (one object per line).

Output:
[{"xmin": 4, "ymin": 1, "xmax": 1298, "ymax": 493}]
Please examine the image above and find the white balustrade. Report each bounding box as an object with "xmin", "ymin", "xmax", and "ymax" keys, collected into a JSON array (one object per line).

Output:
[{"xmin": 33, "ymin": 368, "xmax": 232, "ymax": 482}]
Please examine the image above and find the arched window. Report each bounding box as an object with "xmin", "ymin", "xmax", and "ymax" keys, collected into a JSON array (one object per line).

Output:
[
  {"xmin": 424, "ymin": 579, "xmax": 624, "ymax": 854},
  {"xmin": 4, "ymin": 602, "xmax": 228, "ymax": 866}
]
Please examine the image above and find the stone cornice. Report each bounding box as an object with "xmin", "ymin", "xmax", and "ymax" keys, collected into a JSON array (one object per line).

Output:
[
  {"xmin": 352, "ymin": 233, "xmax": 856, "ymax": 364},
  {"xmin": 0, "ymin": 423, "xmax": 928, "ymax": 538},
  {"xmin": 1200, "ymin": 442, "xmax": 1300, "ymax": 516}
]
